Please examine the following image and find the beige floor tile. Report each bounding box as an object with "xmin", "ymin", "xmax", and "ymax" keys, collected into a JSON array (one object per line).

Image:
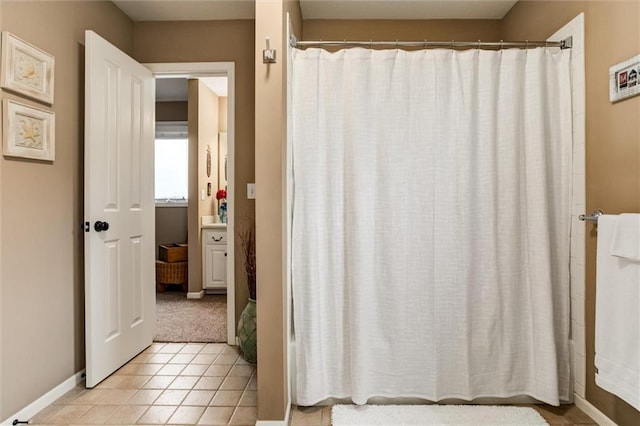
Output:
[
  {"xmin": 147, "ymin": 353, "xmax": 175, "ymax": 364},
  {"xmin": 234, "ymin": 357, "xmax": 252, "ymax": 366},
  {"xmin": 168, "ymin": 406, "xmax": 206, "ymax": 425},
  {"xmin": 71, "ymin": 389, "xmax": 108, "ymax": 405},
  {"xmin": 106, "ymin": 404, "xmax": 148, "ymax": 424},
  {"xmin": 46, "ymin": 405, "xmax": 93, "ymax": 424},
  {"xmin": 200, "ymin": 344, "xmax": 226, "ymax": 355},
  {"xmin": 168, "ymin": 376, "xmax": 199, "ymax": 390},
  {"xmin": 179, "ymin": 344, "xmax": 206, "ymax": 354},
  {"xmin": 142, "ymin": 375, "xmax": 176, "ymax": 389},
  {"xmin": 96, "ymin": 375, "xmax": 128, "ymax": 389},
  {"xmin": 158, "ymin": 364, "xmax": 187, "ymax": 375},
  {"xmin": 321, "ymin": 406, "xmax": 331, "ymax": 426},
  {"xmin": 238, "ymin": 391, "xmax": 256, "ymax": 407},
  {"xmin": 197, "ymin": 407, "xmax": 234, "ymax": 425},
  {"xmin": 114, "ymin": 363, "xmax": 140, "ymax": 375},
  {"xmin": 75, "ymin": 405, "xmax": 120, "ymax": 424},
  {"xmin": 203, "ymin": 365, "xmax": 232, "ymax": 377},
  {"xmin": 180, "ymin": 364, "xmax": 209, "ymax": 376},
  {"xmin": 219, "ymin": 376, "xmax": 250, "ymax": 391},
  {"xmin": 132, "ymin": 364, "xmax": 164, "ymax": 375},
  {"xmin": 159, "ymin": 343, "xmax": 186, "ymax": 354},
  {"xmin": 126, "ymin": 389, "xmax": 163, "ymax": 405},
  {"xmin": 214, "ymin": 354, "xmax": 239, "ymax": 365},
  {"xmin": 131, "ymin": 353, "xmax": 155, "ymax": 363},
  {"xmin": 182, "ymin": 390, "xmax": 215, "ymax": 407},
  {"xmin": 94, "ymin": 389, "xmax": 137, "ymax": 405},
  {"xmin": 229, "ymin": 406, "xmax": 257, "ymax": 425},
  {"xmin": 143, "ymin": 343, "xmax": 166, "ymax": 354},
  {"xmin": 221, "ymin": 346, "xmax": 239, "ymax": 355},
  {"xmin": 191, "ymin": 354, "xmax": 217, "ymax": 365},
  {"xmin": 115, "ymin": 375, "xmax": 152, "ymax": 389},
  {"xmin": 290, "ymin": 406, "xmax": 323, "ymax": 426},
  {"xmin": 170, "ymin": 354, "xmax": 196, "ymax": 364},
  {"xmin": 155, "ymin": 389, "xmax": 189, "ymax": 405},
  {"xmin": 193, "ymin": 377, "xmax": 224, "ymax": 391},
  {"xmin": 136, "ymin": 405, "xmax": 177, "ymax": 424},
  {"xmin": 53, "ymin": 386, "xmax": 87, "ymax": 404},
  {"xmin": 31, "ymin": 404, "xmax": 64, "ymax": 423},
  {"xmin": 228, "ymin": 365, "xmax": 254, "ymax": 377},
  {"xmin": 209, "ymin": 391, "xmax": 242, "ymax": 407},
  {"xmin": 246, "ymin": 375, "xmax": 257, "ymax": 391}
]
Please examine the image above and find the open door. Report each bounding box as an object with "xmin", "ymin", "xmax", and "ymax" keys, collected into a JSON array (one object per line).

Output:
[{"xmin": 84, "ymin": 30, "xmax": 155, "ymax": 387}]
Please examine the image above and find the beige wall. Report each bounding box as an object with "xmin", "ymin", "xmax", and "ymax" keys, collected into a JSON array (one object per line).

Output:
[
  {"xmin": 219, "ymin": 97, "xmax": 228, "ymax": 133},
  {"xmin": 303, "ymin": 18, "xmax": 500, "ymax": 41},
  {"xmin": 186, "ymin": 80, "xmax": 220, "ymax": 293},
  {"xmin": 503, "ymin": 2, "xmax": 640, "ymax": 425},
  {"xmin": 134, "ymin": 20, "xmax": 255, "ymax": 321},
  {"xmin": 0, "ymin": 0, "xmax": 133, "ymax": 419}
]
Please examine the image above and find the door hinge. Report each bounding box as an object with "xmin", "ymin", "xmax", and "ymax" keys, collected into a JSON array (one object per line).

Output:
[{"xmin": 83, "ymin": 221, "xmax": 90, "ymax": 232}]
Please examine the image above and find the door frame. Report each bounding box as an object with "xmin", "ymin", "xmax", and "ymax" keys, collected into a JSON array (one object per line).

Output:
[{"xmin": 146, "ymin": 62, "xmax": 236, "ymax": 344}]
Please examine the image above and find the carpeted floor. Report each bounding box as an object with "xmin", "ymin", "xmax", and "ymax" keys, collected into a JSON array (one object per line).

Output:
[{"xmin": 154, "ymin": 292, "xmax": 227, "ymax": 343}]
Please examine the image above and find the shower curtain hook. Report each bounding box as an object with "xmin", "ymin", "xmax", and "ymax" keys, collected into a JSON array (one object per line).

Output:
[
  {"xmin": 500, "ymin": 40, "xmax": 504, "ymax": 50},
  {"xmin": 423, "ymin": 40, "xmax": 428, "ymax": 50},
  {"xmin": 477, "ymin": 40, "xmax": 481, "ymax": 50},
  {"xmin": 526, "ymin": 40, "xmax": 529, "ymax": 49},
  {"xmin": 396, "ymin": 40, "xmax": 399, "ymax": 48},
  {"xmin": 369, "ymin": 39, "xmax": 373, "ymax": 49},
  {"xmin": 450, "ymin": 40, "xmax": 455, "ymax": 49}
]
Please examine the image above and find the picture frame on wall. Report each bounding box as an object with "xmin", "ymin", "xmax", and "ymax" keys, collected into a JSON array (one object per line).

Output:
[
  {"xmin": 609, "ymin": 54, "xmax": 640, "ymax": 103},
  {"xmin": 2, "ymin": 99, "xmax": 55, "ymax": 161},
  {"xmin": 1, "ymin": 31, "xmax": 55, "ymax": 105}
]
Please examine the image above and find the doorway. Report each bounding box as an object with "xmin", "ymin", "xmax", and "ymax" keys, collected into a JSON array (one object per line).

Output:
[{"xmin": 148, "ymin": 62, "xmax": 236, "ymax": 345}]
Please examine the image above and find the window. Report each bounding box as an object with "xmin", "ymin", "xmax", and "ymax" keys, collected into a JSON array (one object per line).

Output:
[{"xmin": 155, "ymin": 122, "xmax": 188, "ymax": 203}]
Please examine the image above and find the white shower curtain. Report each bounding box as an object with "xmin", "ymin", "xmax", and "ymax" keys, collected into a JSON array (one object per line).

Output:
[{"xmin": 291, "ymin": 47, "xmax": 572, "ymax": 406}]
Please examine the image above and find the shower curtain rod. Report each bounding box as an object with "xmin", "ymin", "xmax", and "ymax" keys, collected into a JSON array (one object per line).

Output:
[{"xmin": 289, "ymin": 35, "xmax": 573, "ymax": 50}]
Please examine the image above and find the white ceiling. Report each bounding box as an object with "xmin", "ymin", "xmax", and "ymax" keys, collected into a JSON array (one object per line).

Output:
[{"xmin": 113, "ymin": 0, "xmax": 518, "ymax": 21}]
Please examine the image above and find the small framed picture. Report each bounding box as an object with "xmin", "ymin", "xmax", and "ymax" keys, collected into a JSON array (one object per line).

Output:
[
  {"xmin": 2, "ymin": 99, "xmax": 55, "ymax": 161},
  {"xmin": 609, "ymin": 54, "xmax": 640, "ymax": 103},
  {"xmin": 1, "ymin": 32, "xmax": 55, "ymax": 104}
]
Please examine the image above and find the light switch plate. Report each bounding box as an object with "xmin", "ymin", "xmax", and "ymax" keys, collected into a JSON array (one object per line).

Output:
[{"xmin": 247, "ymin": 183, "xmax": 256, "ymax": 199}]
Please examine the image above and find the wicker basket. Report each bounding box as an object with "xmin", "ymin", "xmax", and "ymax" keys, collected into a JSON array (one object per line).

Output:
[{"xmin": 156, "ymin": 260, "xmax": 188, "ymax": 284}]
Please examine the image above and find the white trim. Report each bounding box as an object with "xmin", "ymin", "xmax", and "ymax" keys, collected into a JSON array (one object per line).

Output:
[
  {"xmin": 146, "ymin": 62, "xmax": 236, "ymax": 345},
  {"xmin": 574, "ymin": 393, "xmax": 617, "ymax": 426},
  {"xmin": 1, "ymin": 370, "xmax": 85, "ymax": 426},
  {"xmin": 187, "ymin": 290, "xmax": 205, "ymax": 299}
]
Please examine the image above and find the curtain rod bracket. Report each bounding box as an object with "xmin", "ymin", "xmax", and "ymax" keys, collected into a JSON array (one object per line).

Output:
[{"xmin": 561, "ymin": 36, "xmax": 573, "ymax": 50}]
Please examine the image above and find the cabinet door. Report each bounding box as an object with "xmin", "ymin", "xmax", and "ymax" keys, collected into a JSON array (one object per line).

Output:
[{"xmin": 204, "ymin": 244, "xmax": 227, "ymax": 290}]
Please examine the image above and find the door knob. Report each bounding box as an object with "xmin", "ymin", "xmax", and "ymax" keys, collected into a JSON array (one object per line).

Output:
[{"xmin": 94, "ymin": 221, "xmax": 110, "ymax": 232}]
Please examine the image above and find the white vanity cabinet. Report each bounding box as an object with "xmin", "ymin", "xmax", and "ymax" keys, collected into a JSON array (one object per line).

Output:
[{"xmin": 202, "ymin": 227, "xmax": 227, "ymax": 292}]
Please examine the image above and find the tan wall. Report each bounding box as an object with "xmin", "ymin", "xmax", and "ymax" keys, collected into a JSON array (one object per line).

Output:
[
  {"xmin": 155, "ymin": 207, "xmax": 188, "ymax": 260},
  {"xmin": 502, "ymin": 2, "xmax": 640, "ymax": 425},
  {"xmin": 254, "ymin": 0, "xmax": 302, "ymax": 421},
  {"xmin": 0, "ymin": 0, "xmax": 133, "ymax": 419},
  {"xmin": 303, "ymin": 19, "xmax": 500, "ymax": 42},
  {"xmin": 134, "ymin": 20, "xmax": 255, "ymax": 321},
  {"xmin": 156, "ymin": 101, "xmax": 188, "ymax": 122}
]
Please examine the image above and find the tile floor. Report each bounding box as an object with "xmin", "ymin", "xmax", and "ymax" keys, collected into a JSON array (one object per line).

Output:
[
  {"xmin": 29, "ymin": 342, "xmax": 598, "ymax": 426},
  {"xmin": 30, "ymin": 343, "xmax": 257, "ymax": 425},
  {"xmin": 288, "ymin": 403, "xmax": 597, "ymax": 426}
]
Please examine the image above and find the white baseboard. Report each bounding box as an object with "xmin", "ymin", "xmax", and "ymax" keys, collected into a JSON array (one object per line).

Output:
[
  {"xmin": 187, "ymin": 290, "xmax": 205, "ymax": 299},
  {"xmin": 574, "ymin": 393, "xmax": 616, "ymax": 426},
  {"xmin": 1, "ymin": 370, "xmax": 85, "ymax": 426}
]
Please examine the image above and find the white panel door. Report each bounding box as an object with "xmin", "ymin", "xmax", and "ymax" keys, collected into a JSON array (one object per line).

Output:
[{"xmin": 84, "ymin": 30, "xmax": 155, "ymax": 387}]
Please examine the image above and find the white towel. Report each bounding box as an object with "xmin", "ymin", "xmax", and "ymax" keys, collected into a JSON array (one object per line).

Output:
[
  {"xmin": 610, "ymin": 213, "xmax": 640, "ymax": 261},
  {"xmin": 595, "ymin": 215, "xmax": 640, "ymax": 410}
]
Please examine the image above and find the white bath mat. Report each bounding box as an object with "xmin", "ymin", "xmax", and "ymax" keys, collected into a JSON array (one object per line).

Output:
[{"xmin": 331, "ymin": 404, "xmax": 549, "ymax": 425}]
